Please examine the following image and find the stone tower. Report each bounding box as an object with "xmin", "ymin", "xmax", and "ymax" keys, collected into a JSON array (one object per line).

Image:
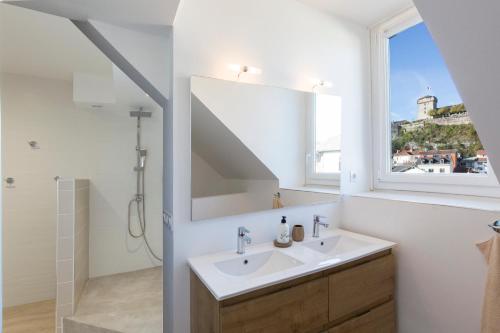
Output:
[{"xmin": 416, "ymin": 95, "xmax": 437, "ymax": 120}]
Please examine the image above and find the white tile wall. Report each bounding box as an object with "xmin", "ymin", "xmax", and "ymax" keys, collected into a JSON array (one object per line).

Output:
[
  {"xmin": 56, "ymin": 259, "xmax": 73, "ymax": 283},
  {"xmin": 56, "ymin": 178, "xmax": 89, "ymax": 331},
  {"xmin": 56, "ymin": 282, "xmax": 73, "ymax": 305},
  {"xmin": 74, "ymin": 179, "xmax": 90, "ymax": 309}
]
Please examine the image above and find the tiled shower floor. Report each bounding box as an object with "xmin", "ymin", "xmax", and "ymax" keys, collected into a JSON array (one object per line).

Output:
[{"xmin": 64, "ymin": 267, "xmax": 162, "ymax": 333}]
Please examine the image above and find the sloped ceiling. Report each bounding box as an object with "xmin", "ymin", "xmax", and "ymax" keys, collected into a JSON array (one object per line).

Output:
[
  {"xmin": 0, "ymin": 4, "xmax": 158, "ymax": 112},
  {"xmin": 191, "ymin": 94, "xmax": 277, "ymax": 181},
  {"xmin": 5, "ymin": 0, "xmax": 179, "ymax": 26},
  {"xmin": 413, "ymin": 0, "xmax": 500, "ymax": 179},
  {"xmin": 0, "ymin": 3, "xmax": 111, "ymax": 81}
]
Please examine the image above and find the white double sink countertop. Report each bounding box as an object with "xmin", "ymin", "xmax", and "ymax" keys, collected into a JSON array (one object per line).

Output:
[{"xmin": 188, "ymin": 229, "xmax": 396, "ymax": 301}]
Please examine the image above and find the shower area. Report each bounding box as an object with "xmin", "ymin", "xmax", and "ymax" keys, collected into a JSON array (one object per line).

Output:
[
  {"xmin": 1, "ymin": 4, "xmax": 168, "ymax": 333},
  {"xmin": 55, "ymin": 108, "xmax": 163, "ymax": 333}
]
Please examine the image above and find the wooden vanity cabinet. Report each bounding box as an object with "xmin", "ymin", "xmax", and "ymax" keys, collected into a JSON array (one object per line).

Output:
[
  {"xmin": 191, "ymin": 250, "xmax": 395, "ymax": 333},
  {"xmin": 329, "ymin": 255, "xmax": 395, "ymax": 322},
  {"xmin": 221, "ymin": 277, "xmax": 329, "ymax": 333},
  {"xmin": 328, "ymin": 301, "xmax": 395, "ymax": 333}
]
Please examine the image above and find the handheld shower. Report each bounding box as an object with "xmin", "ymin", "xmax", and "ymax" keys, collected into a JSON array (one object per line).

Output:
[
  {"xmin": 135, "ymin": 149, "xmax": 147, "ymax": 171},
  {"xmin": 127, "ymin": 109, "xmax": 161, "ymax": 262}
]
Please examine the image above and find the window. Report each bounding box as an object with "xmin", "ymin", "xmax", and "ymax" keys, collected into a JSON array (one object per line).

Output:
[
  {"xmin": 306, "ymin": 94, "xmax": 342, "ymax": 186},
  {"xmin": 372, "ymin": 8, "xmax": 499, "ymax": 196}
]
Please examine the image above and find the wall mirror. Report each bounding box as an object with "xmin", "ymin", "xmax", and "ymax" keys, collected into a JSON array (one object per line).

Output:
[{"xmin": 190, "ymin": 76, "xmax": 341, "ymax": 221}]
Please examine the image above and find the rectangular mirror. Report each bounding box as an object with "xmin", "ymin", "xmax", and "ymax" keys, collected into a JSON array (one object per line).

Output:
[{"xmin": 190, "ymin": 76, "xmax": 341, "ymax": 221}]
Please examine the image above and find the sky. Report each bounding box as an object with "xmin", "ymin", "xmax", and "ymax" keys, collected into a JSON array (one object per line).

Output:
[{"xmin": 390, "ymin": 22, "xmax": 462, "ymax": 121}]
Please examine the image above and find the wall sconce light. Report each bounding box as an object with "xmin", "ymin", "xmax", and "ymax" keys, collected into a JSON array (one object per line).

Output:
[
  {"xmin": 311, "ymin": 79, "xmax": 333, "ymax": 91},
  {"xmin": 228, "ymin": 64, "xmax": 262, "ymax": 79}
]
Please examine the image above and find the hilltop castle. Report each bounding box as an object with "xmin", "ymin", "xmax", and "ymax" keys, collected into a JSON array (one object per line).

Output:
[
  {"xmin": 392, "ymin": 95, "xmax": 471, "ymax": 137},
  {"xmin": 416, "ymin": 95, "xmax": 438, "ymax": 120}
]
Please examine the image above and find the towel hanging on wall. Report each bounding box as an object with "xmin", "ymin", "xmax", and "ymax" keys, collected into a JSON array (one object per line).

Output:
[{"xmin": 477, "ymin": 234, "xmax": 500, "ymax": 333}]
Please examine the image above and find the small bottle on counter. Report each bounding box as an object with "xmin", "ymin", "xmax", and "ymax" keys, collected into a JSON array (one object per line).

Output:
[{"xmin": 277, "ymin": 216, "xmax": 290, "ymax": 244}]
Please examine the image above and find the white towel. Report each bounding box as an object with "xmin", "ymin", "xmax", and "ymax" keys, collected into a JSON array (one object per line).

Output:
[{"xmin": 477, "ymin": 234, "xmax": 500, "ymax": 333}]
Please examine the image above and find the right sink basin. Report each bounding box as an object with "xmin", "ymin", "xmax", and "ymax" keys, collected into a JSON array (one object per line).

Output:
[{"xmin": 303, "ymin": 234, "xmax": 373, "ymax": 257}]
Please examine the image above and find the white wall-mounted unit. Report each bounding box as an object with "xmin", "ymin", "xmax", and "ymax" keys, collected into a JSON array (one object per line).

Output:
[{"xmin": 73, "ymin": 72, "xmax": 115, "ymax": 109}]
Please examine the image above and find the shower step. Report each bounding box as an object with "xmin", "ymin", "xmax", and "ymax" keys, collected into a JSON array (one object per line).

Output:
[
  {"xmin": 63, "ymin": 319, "xmax": 120, "ymax": 333},
  {"xmin": 62, "ymin": 267, "xmax": 162, "ymax": 333}
]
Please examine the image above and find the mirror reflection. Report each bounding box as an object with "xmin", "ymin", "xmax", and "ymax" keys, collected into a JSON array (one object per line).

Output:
[{"xmin": 190, "ymin": 76, "xmax": 341, "ymax": 221}]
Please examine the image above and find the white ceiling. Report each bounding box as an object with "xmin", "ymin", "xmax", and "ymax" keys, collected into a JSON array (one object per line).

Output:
[
  {"xmin": 9, "ymin": 0, "xmax": 408, "ymax": 28},
  {"xmin": 297, "ymin": 0, "xmax": 414, "ymax": 26},
  {"xmin": 0, "ymin": 3, "xmax": 111, "ymax": 81},
  {"xmin": 5, "ymin": 0, "xmax": 180, "ymax": 26}
]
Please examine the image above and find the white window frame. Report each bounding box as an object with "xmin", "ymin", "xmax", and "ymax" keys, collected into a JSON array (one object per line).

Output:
[
  {"xmin": 306, "ymin": 93, "xmax": 341, "ymax": 187},
  {"xmin": 371, "ymin": 7, "xmax": 500, "ymax": 197}
]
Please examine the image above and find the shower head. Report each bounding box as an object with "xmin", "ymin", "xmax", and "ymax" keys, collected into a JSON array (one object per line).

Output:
[{"xmin": 130, "ymin": 110, "xmax": 152, "ymax": 118}]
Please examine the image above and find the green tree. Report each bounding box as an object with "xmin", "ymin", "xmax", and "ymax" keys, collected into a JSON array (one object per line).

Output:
[{"xmin": 392, "ymin": 122, "xmax": 483, "ymax": 158}]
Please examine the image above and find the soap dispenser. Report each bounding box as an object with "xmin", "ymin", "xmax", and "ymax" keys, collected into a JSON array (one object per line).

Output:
[{"xmin": 277, "ymin": 216, "xmax": 290, "ymax": 244}]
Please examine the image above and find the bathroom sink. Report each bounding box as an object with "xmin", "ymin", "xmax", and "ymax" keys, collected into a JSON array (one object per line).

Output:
[
  {"xmin": 304, "ymin": 235, "xmax": 372, "ymax": 257},
  {"xmin": 214, "ymin": 250, "xmax": 303, "ymax": 277}
]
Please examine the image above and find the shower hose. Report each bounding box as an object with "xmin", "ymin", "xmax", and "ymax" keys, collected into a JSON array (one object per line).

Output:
[{"xmin": 127, "ymin": 170, "xmax": 162, "ymax": 262}]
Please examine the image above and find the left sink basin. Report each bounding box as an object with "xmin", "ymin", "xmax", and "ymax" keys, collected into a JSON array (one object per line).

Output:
[{"xmin": 214, "ymin": 250, "xmax": 303, "ymax": 277}]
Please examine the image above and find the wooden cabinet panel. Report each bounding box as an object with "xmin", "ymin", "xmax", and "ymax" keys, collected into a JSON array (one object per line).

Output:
[
  {"xmin": 191, "ymin": 272, "xmax": 220, "ymax": 333},
  {"xmin": 220, "ymin": 277, "xmax": 329, "ymax": 333},
  {"xmin": 329, "ymin": 254, "xmax": 394, "ymax": 321},
  {"xmin": 329, "ymin": 301, "xmax": 395, "ymax": 333}
]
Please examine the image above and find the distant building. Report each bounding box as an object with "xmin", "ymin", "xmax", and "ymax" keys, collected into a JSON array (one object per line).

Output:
[
  {"xmin": 392, "ymin": 95, "xmax": 471, "ymax": 135},
  {"xmin": 456, "ymin": 150, "xmax": 489, "ymax": 174},
  {"xmin": 477, "ymin": 150, "xmax": 487, "ymax": 160},
  {"xmin": 476, "ymin": 150, "xmax": 489, "ymax": 174},
  {"xmin": 393, "ymin": 150, "xmax": 416, "ymax": 165},
  {"xmin": 393, "ymin": 148, "xmax": 489, "ymax": 174},
  {"xmin": 414, "ymin": 149, "xmax": 457, "ymax": 174},
  {"xmin": 391, "ymin": 120, "xmax": 409, "ymax": 138},
  {"xmin": 392, "ymin": 149, "xmax": 458, "ymax": 174},
  {"xmin": 417, "ymin": 95, "xmax": 438, "ymax": 120}
]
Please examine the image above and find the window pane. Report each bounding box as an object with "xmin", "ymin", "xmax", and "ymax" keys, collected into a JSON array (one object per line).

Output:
[
  {"xmin": 389, "ymin": 22, "xmax": 488, "ymax": 174},
  {"xmin": 315, "ymin": 94, "xmax": 341, "ymax": 173}
]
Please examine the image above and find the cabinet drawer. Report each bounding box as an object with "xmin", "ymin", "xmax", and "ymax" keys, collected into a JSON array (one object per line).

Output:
[
  {"xmin": 220, "ymin": 277, "xmax": 329, "ymax": 333},
  {"xmin": 329, "ymin": 300, "xmax": 395, "ymax": 333},
  {"xmin": 329, "ymin": 254, "xmax": 394, "ymax": 321}
]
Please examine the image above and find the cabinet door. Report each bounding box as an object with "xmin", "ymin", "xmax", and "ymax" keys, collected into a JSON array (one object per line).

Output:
[
  {"xmin": 329, "ymin": 301, "xmax": 395, "ymax": 333},
  {"xmin": 329, "ymin": 255, "xmax": 394, "ymax": 321},
  {"xmin": 220, "ymin": 277, "xmax": 329, "ymax": 333}
]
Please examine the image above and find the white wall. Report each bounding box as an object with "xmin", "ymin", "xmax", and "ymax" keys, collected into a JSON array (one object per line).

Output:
[
  {"xmin": 170, "ymin": 0, "xmax": 370, "ymax": 331},
  {"xmin": 1, "ymin": 73, "xmax": 162, "ymax": 306},
  {"xmin": 0, "ymin": 66, "xmax": 3, "ymax": 323},
  {"xmin": 2, "ymin": 74, "xmax": 89, "ymax": 306},
  {"xmin": 341, "ymin": 196, "xmax": 492, "ymax": 333},
  {"xmin": 90, "ymin": 20, "xmax": 171, "ymax": 99},
  {"xmin": 191, "ymin": 152, "xmax": 246, "ymax": 198}
]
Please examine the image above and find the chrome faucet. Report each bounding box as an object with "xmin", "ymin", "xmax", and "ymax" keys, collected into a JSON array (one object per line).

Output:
[
  {"xmin": 313, "ymin": 215, "xmax": 329, "ymax": 238},
  {"xmin": 237, "ymin": 226, "xmax": 252, "ymax": 254}
]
